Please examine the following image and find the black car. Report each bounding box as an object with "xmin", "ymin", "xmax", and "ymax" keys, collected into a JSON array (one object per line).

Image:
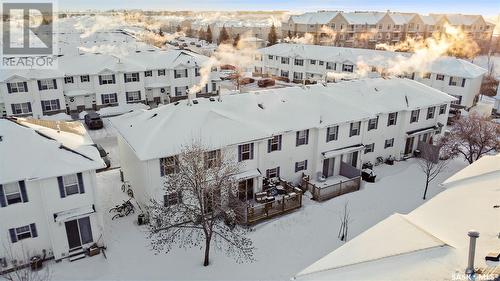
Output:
[{"xmin": 84, "ymin": 112, "xmax": 103, "ymax": 130}]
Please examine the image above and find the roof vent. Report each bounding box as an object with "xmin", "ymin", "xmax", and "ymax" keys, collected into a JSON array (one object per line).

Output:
[
  {"xmin": 193, "ymin": 100, "xmax": 199, "ymax": 105},
  {"xmin": 174, "ymin": 101, "xmax": 180, "ymax": 106},
  {"xmin": 150, "ymin": 113, "xmax": 158, "ymax": 119},
  {"xmin": 209, "ymin": 97, "xmax": 216, "ymax": 102},
  {"xmin": 258, "ymin": 103, "xmax": 265, "ymax": 110}
]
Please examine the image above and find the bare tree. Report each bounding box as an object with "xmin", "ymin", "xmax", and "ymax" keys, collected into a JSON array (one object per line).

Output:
[
  {"xmin": 440, "ymin": 113, "xmax": 500, "ymax": 164},
  {"xmin": 1, "ymin": 244, "xmax": 50, "ymax": 281},
  {"xmin": 417, "ymin": 144, "xmax": 448, "ymax": 200},
  {"xmin": 337, "ymin": 202, "xmax": 351, "ymax": 242},
  {"xmin": 147, "ymin": 142, "xmax": 255, "ymax": 266}
]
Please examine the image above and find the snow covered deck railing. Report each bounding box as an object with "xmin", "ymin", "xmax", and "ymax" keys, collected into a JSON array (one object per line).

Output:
[
  {"xmin": 302, "ymin": 162, "xmax": 362, "ymax": 202},
  {"xmin": 237, "ymin": 180, "xmax": 303, "ymax": 225}
]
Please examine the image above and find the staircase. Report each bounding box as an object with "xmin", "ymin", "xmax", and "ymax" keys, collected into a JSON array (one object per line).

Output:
[{"xmin": 68, "ymin": 247, "xmax": 86, "ymax": 262}]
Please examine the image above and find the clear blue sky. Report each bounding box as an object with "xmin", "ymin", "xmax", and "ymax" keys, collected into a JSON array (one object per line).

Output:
[{"xmin": 59, "ymin": 0, "xmax": 500, "ymax": 16}]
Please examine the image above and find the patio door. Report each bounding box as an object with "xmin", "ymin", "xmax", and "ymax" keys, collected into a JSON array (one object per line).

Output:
[
  {"xmin": 238, "ymin": 178, "xmax": 254, "ymax": 201},
  {"xmin": 322, "ymin": 157, "xmax": 335, "ymax": 178},
  {"xmin": 405, "ymin": 137, "xmax": 415, "ymax": 155},
  {"xmin": 65, "ymin": 217, "xmax": 93, "ymax": 250}
]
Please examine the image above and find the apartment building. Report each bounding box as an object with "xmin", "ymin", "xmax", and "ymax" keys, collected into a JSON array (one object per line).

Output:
[
  {"xmin": 282, "ymin": 11, "xmax": 495, "ymax": 52},
  {"xmin": 0, "ymin": 118, "xmax": 105, "ymax": 269},
  {"xmin": 0, "ymin": 50, "xmax": 221, "ymax": 118},
  {"xmin": 112, "ymin": 78, "xmax": 453, "ymax": 220},
  {"xmin": 255, "ymin": 43, "xmax": 487, "ymax": 107}
]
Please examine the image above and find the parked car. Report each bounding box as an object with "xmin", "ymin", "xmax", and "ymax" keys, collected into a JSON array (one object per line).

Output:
[
  {"xmin": 84, "ymin": 112, "xmax": 103, "ymax": 130},
  {"xmin": 93, "ymin": 144, "xmax": 111, "ymax": 169},
  {"xmin": 239, "ymin": 77, "xmax": 255, "ymax": 85},
  {"xmin": 258, "ymin": 78, "xmax": 275, "ymax": 88}
]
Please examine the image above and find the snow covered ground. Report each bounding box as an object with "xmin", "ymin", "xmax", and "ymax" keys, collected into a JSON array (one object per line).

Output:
[
  {"xmin": 48, "ymin": 157, "xmax": 468, "ymax": 280},
  {"xmin": 85, "ymin": 118, "xmax": 120, "ymax": 169}
]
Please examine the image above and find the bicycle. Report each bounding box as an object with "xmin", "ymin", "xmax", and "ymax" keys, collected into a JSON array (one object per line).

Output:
[
  {"xmin": 121, "ymin": 181, "xmax": 134, "ymax": 198},
  {"xmin": 109, "ymin": 199, "xmax": 134, "ymax": 214}
]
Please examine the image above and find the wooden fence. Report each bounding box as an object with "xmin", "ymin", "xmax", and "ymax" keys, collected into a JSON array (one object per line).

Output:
[{"xmin": 303, "ymin": 176, "xmax": 361, "ymax": 202}]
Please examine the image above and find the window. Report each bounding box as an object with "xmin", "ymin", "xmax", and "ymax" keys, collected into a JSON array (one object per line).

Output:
[
  {"xmin": 164, "ymin": 191, "xmax": 182, "ymax": 206},
  {"xmin": 126, "ymin": 91, "xmax": 141, "ymax": 103},
  {"xmin": 326, "ymin": 126, "xmax": 338, "ymax": 142},
  {"xmin": 310, "ymin": 60, "xmax": 316, "ymax": 65},
  {"xmin": 3, "ymin": 182, "xmax": 22, "ymax": 205},
  {"xmin": 384, "ymin": 138, "xmax": 394, "ymax": 148},
  {"xmin": 387, "ymin": 112, "xmax": 398, "ymax": 126},
  {"xmin": 319, "ymin": 61, "xmax": 324, "ymax": 66},
  {"xmin": 342, "ymin": 64, "xmax": 354, "ymax": 73},
  {"xmin": 296, "ymin": 130, "xmax": 309, "ymax": 146},
  {"xmin": 439, "ymin": 104, "xmax": 447, "ymax": 115},
  {"xmin": 294, "ymin": 59, "xmax": 304, "ymax": 66},
  {"xmin": 364, "ymin": 143, "xmax": 374, "ymax": 154},
  {"xmin": 238, "ymin": 143, "xmax": 254, "ymax": 161},
  {"xmin": 11, "ymin": 102, "xmax": 31, "ymax": 114},
  {"xmin": 158, "ymin": 69, "xmax": 166, "ymax": 76},
  {"xmin": 410, "ymin": 109, "xmax": 420, "ymax": 123},
  {"xmin": 266, "ymin": 167, "xmax": 280, "ymax": 179},
  {"xmin": 281, "ymin": 57, "xmax": 289, "ymax": 64},
  {"xmin": 449, "ymin": 77, "xmax": 466, "ymax": 87},
  {"xmin": 144, "ymin": 71, "xmax": 152, "ymax": 77},
  {"xmin": 204, "ymin": 150, "xmax": 220, "ymax": 168},
  {"xmin": 368, "ymin": 117, "xmax": 378, "ymax": 131},
  {"xmin": 41, "ymin": 99, "xmax": 60, "ymax": 112},
  {"xmin": 38, "ymin": 79, "xmax": 56, "ymax": 90},
  {"xmin": 101, "ymin": 93, "xmax": 117, "ymax": 105},
  {"xmin": 80, "ymin": 75, "xmax": 90, "ymax": 82},
  {"xmin": 451, "ymin": 95, "xmax": 462, "ymax": 105},
  {"xmin": 124, "ymin": 73, "xmax": 140, "ymax": 82},
  {"xmin": 175, "ymin": 86, "xmax": 188, "ymax": 96},
  {"xmin": 62, "ymin": 174, "xmax": 80, "ymax": 196},
  {"xmin": 268, "ymin": 55, "xmax": 273, "ymax": 60},
  {"xmin": 7, "ymin": 82, "xmax": 28, "ymax": 93},
  {"xmin": 195, "ymin": 68, "xmax": 200, "ymax": 77},
  {"xmin": 326, "ymin": 62, "xmax": 335, "ymax": 70},
  {"xmin": 160, "ymin": 156, "xmax": 179, "ymax": 176},
  {"xmin": 436, "ymin": 74, "xmax": 445, "ymax": 81},
  {"xmin": 99, "ymin": 74, "xmax": 115, "ymax": 85},
  {"xmin": 295, "ymin": 160, "xmax": 308, "ymax": 172},
  {"xmin": 349, "ymin": 122, "xmax": 361, "ymax": 137},
  {"xmin": 427, "ymin": 107, "xmax": 436, "ymax": 119},
  {"xmin": 280, "ymin": 70, "xmax": 289, "ymax": 78},
  {"xmin": 293, "ymin": 72, "xmax": 303, "ymax": 80},
  {"xmin": 267, "ymin": 135, "xmax": 282, "ymax": 152},
  {"xmin": 64, "ymin": 76, "xmax": 74, "ymax": 84},
  {"xmin": 11, "ymin": 224, "xmax": 37, "ymax": 242},
  {"xmin": 371, "ymin": 66, "xmax": 377, "ymax": 72},
  {"xmin": 174, "ymin": 69, "xmax": 188, "ymax": 78},
  {"xmin": 423, "ymin": 72, "xmax": 431, "ymax": 79}
]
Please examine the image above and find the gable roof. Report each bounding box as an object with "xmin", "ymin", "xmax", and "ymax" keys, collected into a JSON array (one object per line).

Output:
[
  {"xmin": 0, "ymin": 118, "xmax": 105, "ymax": 184},
  {"xmin": 289, "ymin": 11, "xmax": 339, "ymax": 25}
]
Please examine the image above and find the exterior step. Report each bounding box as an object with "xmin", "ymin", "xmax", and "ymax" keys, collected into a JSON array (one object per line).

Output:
[{"xmin": 69, "ymin": 253, "xmax": 86, "ymax": 262}]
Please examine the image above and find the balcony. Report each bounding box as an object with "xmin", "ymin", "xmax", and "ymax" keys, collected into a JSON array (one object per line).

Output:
[{"xmin": 302, "ymin": 162, "xmax": 362, "ymax": 202}]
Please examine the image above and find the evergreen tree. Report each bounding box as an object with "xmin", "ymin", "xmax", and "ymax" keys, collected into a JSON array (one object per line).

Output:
[
  {"xmin": 267, "ymin": 23, "xmax": 278, "ymax": 46},
  {"xmin": 198, "ymin": 28, "xmax": 206, "ymax": 41},
  {"xmin": 287, "ymin": 30, "xmax": 292, "ymax": 39},
  {"xmin": 206, "ymin": 25, "xmax": 213, "ymax": 43},
  {"xmin": 219, "ymin": 25, "xmax": 230, "ymax": 44},
  {"xmin": 233, "ymin": 33, "xmax": 241, "ymax": 47}
]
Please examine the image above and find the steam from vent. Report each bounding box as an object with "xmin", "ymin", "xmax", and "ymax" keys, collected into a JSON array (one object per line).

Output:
[{"xmin": 284, "ymin": 33, "xmax": 315, "ymax": 44}]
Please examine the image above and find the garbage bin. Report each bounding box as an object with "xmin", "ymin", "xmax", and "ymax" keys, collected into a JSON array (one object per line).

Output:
[{"xmin": 30, "ymin": 255, "xmax": 43, "ymax": 271}]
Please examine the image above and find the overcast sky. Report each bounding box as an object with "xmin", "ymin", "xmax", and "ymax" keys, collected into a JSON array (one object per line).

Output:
[{"xmin": 59, "ymin": 0, "xmax": 500, "ymax": 17}]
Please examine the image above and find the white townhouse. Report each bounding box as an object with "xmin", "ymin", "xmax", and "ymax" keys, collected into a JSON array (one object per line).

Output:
[
  {"xmin": 0, "ymin": 49, "xmax": 221, "ymax": 118},
  {"xmin": 0, "ymin": 118, "xmax": 105, "ymax": 269},
  {"xmin": 255, "ymin": 43, "xmax": 487, "ymax": 107},
  {"xmin": 112, "ymin": 77, "xmax": 453, "ymax": 218}
]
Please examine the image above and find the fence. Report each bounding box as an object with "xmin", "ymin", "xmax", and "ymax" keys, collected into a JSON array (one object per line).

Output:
[{"xmin": 302, "ymin": 176, "xmax": 361, "ymax": 202}]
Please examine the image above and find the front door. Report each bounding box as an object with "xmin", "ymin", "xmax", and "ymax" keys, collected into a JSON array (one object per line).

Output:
[
  {"xmin": 405, "ymin": 137, "xmax": 415, "ymax": 155},
  {"xmin": 322, "ymin": 157, "xmax": 335, "ymax": 178},
  {"xmin": 65, "ymin": 217, "xmax": 93, "ymax": 250}
]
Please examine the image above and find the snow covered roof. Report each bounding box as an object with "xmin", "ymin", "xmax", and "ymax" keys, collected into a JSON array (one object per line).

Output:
[
  {"xmin": 295, "ymin": 153, "xmax": 500, "ymax": 280},
  {"xmin": 289, "ymin": 11, "xmax": 339, "ymax": 25},
  {"xmin": 442, "ymin": 154, "xmax": 500, "ymax": 185},
  {"xmin": 0, "ymin": 118, "xmax": 105, "ymax": 184},
  {"xmin": 432, "ymin": 14, "xmax": 484, "ymax": 26},
  {"xmin": 342, "ymin": 12, "xmax": 386, "ymax": 25},
  {"xmin": 259, "ymin": 43, "xmax": 488, "ymax": 78},
  {"xmin": 112, "ymin": 77, "xmax": 454, "ymax": 161}
]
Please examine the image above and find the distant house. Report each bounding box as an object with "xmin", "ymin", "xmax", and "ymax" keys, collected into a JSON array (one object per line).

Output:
[
  {"xmin": 0, "ymin": 118, "xmax": 105, "ymax": 269},
  {"xmin": 294, "ymin": 153, "xmax": 500, "ymax": 280},
  {"xmin": 112, "ymin": 77, "xmax": 454, "ymax": 222}
]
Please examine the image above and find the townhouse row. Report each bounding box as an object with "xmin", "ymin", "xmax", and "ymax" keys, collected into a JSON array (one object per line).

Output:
[
  {"xmin": 112, "ymin": 77, "xmax": 454, "ymax": 211},
  {"xmin": 0, "ymin": 118, "xmax": 105, "ymax": 269},
  {"xmin": 283, "ymin": 11, "xmax": 495, "ymax": 52},
  {"xmin": 255, "ymin": 43, "xmax": 487, "ymax": 107},
  {"xmin": 0, "ymin": 50, "xmax": 221, "ymax": 118}
]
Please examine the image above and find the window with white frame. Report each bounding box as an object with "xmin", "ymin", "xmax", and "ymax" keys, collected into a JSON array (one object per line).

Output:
[
  {"xmin": 295, "ymin": 160, "xmax": 308, "ymax": 172},
  {"xmin": 160, "ymin": 156, "xmax": 179, "ymax": 175},
  {"xmin": 99, "ymin": 74, "xmax": 115, "ymax": 85},
  {"xmin": 174, "ymin": 69, "xmax": 188, "ymax": 78},
  {"xmin": 144, "ymin": 71, "xmax": 152, "ymax": 77},
  {"xmin": 342, "ymin": 64, "xmax": 354, "ymax": 73},
  {"xmin": 80, "ymin": 75, "xmax": 90, "ymax": 82},
  {"xmin": 294, "ymin": 59, "xmax": 304, "ymax": 66},
  {"xmin": 268, "ymin": 55, "xmax": 273, "ymax": 60},
  {"xmin": 175, "ymin": 86, "xmax": 188, "ymax": 96},
  {"xmin": 195, "ymin": 68, "xmax": 200, "ymax": 77},
  {"xmin": 280, "ymin": 70, "xmax": 289, "ymax": 78},
  {"xmin": 326, "ymin": 62, "xmax": 335, "ymax": 70},
  {"xmin": 387, "ymin": 112, "xmax": 398, "ymax": 126},
  {"xmin": 158, "ymin": 69, "xmax": 166, "ymax": 76},
  {"xmin": 296, "ymin": 130, "xmax": 309, "ymax": 146},
  {"xmin": 238, "ymin": 143, "xmax": 253, "ymax": 161},
  {"xmin": 281, "ymin": 57, "xmax": 289, "ymax": 64},
  {"xmin": 410, "ymin": 109, "xmax": 420, "ymax": 123},
  {"xmin": 11, "ymin": 102, "xmax": 31, "ymax": 114},
  {"xmin": 204, "ymin": 150, "xmax": 220, "ymax": 168},
  {"xmin": 62, "ymin": 174, "xmax": 80, "ymax": 196},
  {"xmin": 3, "ymin": 182, "xmax": 22, "ymax": 205},
  {"xmin": 293, "ymin": 72, "xmax": 303, "ymax": 80},
  {"xmin": 427, "ymin": 106, "xmax": 436, "ymax": 119},
  {"xmin": 41, "ymin": 99, "xmax": 60, "ymax": 112},
  {"xmin": 319, "ymin": 61, "xmax": 324, "ymax": 66},
  {"xmin": 7, "ymin": 82, "xmax": 27, "ymax": 93},
  {"xmin": 13, "ymin": 225, "xmax": 34, "ymax": 241},
  {"xmin": 310, "ymin": 59, "xmax": 316, "ymax": 65},
  {"xmin": 439, "ymin": 104, "xmax": 447, "ymax": 115},
  {"xmin": 38, "ymin": 79, "xmax": 55, "ymax": 90},
  {"xmin": 101, "ymin": 93, "xmax": 117, "ymax": 105},
  {"xmin": 436, "ymin": 74, "xmax": 445, "ymax": 81},
  {"xmin": 423, "ymin": 72, "xmax": 431, "ymax": 79},
  {"xmin": 268, "ymin": 135, "xmax": 282, "ymax": 152},
  {"xmin": 126, "ymin": 91, "xmax": 141, "ymax": 103},
  {"xmin": 64, "ymin": 76, "xmax": 74, "ymax": 84},
  {"xmin": 384, "ymin": 138, "xmax": 394, "ymax": 148},
  {"xmin": 368, "ymin": 117, "xmax": 378, "ymax": 131},
  {"xmin": 448, "ymin": 76, "xmax": 460, "ymax": 86},
  {"xmin": 266, "ymin": 167, "xmax": 280, "ymax": 179},
  {"xmin": 124, "ymin": 73, "xmax": 140, "ymax": 82},
  {"xmin": 326, "ymin": 125, "xmax": 338, "ymax": 142},
  {"xmin": 349, "ymin": 121, "xmax": 361, "ymax": 137},
  {"xmin": 364, "ymin": 143, "xmax": 374, "ymax": 154}
]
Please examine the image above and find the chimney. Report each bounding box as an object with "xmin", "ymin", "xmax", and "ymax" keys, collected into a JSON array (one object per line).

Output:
[{"xmin": 465, "ymin": 230, "xmax": 480, "ymax": 276}]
